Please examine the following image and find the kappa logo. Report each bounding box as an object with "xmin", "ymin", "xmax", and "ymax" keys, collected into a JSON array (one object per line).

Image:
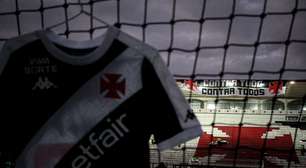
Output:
[
  {"xmin": 100, "ymin": 73, "xmax": 126, "ymax": 99},
  {"xmin": 32, "ymin": 76, "xmax": 57, "ymax": 90},
  {"xmin": 185, "ymin": 109, "xmax": 196, "ymax": 122}
]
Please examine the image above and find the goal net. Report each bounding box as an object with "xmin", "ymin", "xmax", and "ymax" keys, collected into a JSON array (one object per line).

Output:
[{"xmin": 0, "ymin": 0, "xmax": 306, "ymax": 167}]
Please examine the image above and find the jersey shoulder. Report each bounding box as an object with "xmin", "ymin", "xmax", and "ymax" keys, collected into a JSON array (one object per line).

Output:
[
  {"xmin": 0, "ymin": 32, "xmax": 40, "ymax": 76},
  {"xmin": 1, "ymin": 31, "xmax": 39, "ymax": 54}
]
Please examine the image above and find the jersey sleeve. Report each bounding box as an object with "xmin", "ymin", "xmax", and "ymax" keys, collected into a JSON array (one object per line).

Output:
[{"xmin": 142, "ymin": 52, "xmax": 202, "ymax": 151}]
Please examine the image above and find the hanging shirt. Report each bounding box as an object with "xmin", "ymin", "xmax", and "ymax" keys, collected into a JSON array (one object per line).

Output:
[{"xmin": 0, "ymin": 26, "xmax": 202, "ymax": 168}]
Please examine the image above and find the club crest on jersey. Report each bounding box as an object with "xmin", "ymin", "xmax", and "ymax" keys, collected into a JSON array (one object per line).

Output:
[{"xmin": 100, "ymin": 73, "xmax": 126, "ymax": 99}]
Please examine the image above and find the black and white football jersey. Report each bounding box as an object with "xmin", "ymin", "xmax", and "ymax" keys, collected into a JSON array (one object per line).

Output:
[{"xmin": 0, "ymin": 26, "xmax": 202, "ymax": 168}]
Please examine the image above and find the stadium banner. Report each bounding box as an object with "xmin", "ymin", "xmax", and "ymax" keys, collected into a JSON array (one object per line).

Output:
[{"xmin": 177, "ymin": 80, "xmax": 286, "ymax": 97}]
